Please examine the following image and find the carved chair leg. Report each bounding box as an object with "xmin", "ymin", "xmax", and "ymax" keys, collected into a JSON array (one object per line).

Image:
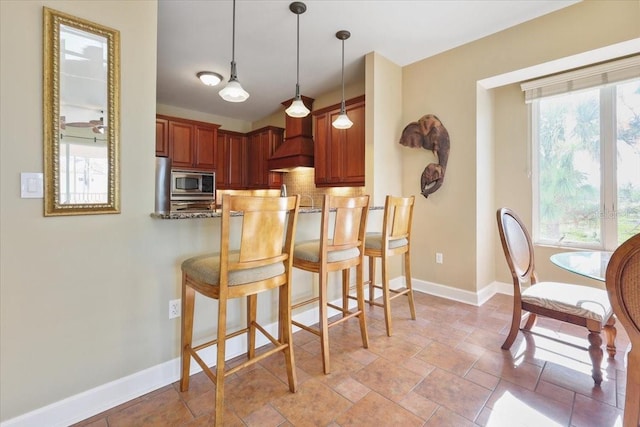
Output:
[
  {"xmin": 587, "ymin": 329, "xmax": 604, "ymax": 385},
  {"xmin": 502, "ymin": 305, "xmax": 522, "ymax": 350},
  {"xmin": 603, "ymin": 317, "xmax": 617, "ymax": 358},
  {"xmin": 523, "ymin": 312, "xmax": 537, "ymax": 331}
]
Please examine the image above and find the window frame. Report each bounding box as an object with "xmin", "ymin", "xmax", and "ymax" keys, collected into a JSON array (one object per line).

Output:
[{"xmin": 531, "ymin": 83, "xmax": 631, "ymax": 251}]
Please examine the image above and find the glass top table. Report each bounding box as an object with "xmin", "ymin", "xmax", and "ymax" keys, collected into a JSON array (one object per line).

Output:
[{"xmin": 550, "ymin": 250, "xmax": 613, "ymax": 282}]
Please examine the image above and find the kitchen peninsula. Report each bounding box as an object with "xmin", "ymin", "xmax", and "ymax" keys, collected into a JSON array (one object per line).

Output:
[{"xmin": 150, "ymin": 204, "xmax": 381, "ymax": 219}]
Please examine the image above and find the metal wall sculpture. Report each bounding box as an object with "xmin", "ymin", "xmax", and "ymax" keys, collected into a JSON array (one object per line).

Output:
[{"xmin": 399, "ymin": 114, "xmax": 450, "ymax": 199}]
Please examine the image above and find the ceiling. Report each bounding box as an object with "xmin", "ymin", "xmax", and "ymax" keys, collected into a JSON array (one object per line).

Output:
[{"xmin": 157, "ymin": 0, "xmax": 579, "ymax": 123}]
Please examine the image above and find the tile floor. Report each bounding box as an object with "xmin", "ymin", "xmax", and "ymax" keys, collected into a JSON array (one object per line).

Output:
[{"xmin": 74, "ymin": 292, "xmax": 631, "ymax": 426}]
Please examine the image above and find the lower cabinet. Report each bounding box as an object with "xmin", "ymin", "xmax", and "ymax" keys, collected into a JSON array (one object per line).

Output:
[{"xmin": 313, "ymin": 96, "xmax": 365, "ymax": 187}]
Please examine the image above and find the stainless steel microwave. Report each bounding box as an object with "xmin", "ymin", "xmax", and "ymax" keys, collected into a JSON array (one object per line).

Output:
[
  {"xmin": 155, "ymin": 158, "xmax": 215, "ymax": 213},
  {"xmin": 170, "ymin": 169, "xmax": 215, "ymax": 201}
]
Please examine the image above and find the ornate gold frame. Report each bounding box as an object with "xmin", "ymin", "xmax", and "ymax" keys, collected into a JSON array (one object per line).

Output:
[{"xmin": 43, "ymin": 7, "xmax": 120, "ymax": 216}]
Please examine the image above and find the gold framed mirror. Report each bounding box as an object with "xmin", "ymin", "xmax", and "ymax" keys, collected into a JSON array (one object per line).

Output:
[{"xmin": 43, "ymin": 7, "xmax": 120, "ymax": 216}]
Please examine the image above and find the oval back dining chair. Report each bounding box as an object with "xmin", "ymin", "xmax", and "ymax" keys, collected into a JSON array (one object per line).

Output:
[
  {"xmin": 497, "ymin": 207, "xmax": 616, "ymax": 385},
  {"xmin": 606, "ymin": 232, "xmax": 640, "ymax": 427},
  {"xmin": 180, "ymin": 194, "xmax": 300, "ymax": 427}
]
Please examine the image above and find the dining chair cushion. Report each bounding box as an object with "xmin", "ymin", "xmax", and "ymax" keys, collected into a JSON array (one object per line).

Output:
[
  {"xmin": 521, "ymin": 282, "xmax": 613, "ymax": 322},
  {"xmin": 182, "ymin": 252, "xmax": 285, "ymax": 286},
  {"xmin": 294, "ymin": 240, "xmax": 360, "ymax": 263},
  {"xmin": 364, "ymin": 233, "xmax": 408, "ymax": 251}
]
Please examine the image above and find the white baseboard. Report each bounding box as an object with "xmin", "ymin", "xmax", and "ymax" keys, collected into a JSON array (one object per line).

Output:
[
  {"xmin": 0, "ymin": 279, "xmax": 509, "ymax": 427},
  {"xmin": 411, "ymin": 278, "xmax": 512, "ymax": 306}
]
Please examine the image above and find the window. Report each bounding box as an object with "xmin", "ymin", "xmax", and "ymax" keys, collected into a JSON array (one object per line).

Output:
[{"xmin": 525, "ymin": 59, "xmax": 640, "ymax": 250}]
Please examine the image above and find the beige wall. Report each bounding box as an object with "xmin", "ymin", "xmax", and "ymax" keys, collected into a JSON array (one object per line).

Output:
[
  {"xmin": 402, "ymin": 0, "xmax": 639, "ymax": 293},
  {"xmin": 0, "ymin": 0, "xmax": 161, "ymax": 420}
]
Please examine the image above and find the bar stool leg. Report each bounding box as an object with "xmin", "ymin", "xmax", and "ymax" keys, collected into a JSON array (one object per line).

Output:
[
  {"xmin": 356, "ymin": 262, "xmax": 369, "ymax": 348},
  {"xmin": 368, "ymin": 256, "xmax": 376, "ymax": 305},
  {"xmin": 319, "ymin": 269, "xmax": 331, "ymax": 374},
  {"xmin": 381, "ymin": 254, "xmax": 393, "ymax": 336},
  {"xmin": 279, "ymin": 280, "xmax": 297, "ymax": 392},
  {"xmin": 180, "ymin": 279, "xmax": 195, "ymax": 392},
  {"xmin": 342, "ymin": 269, "xmax": 350, "ymax": 316},
  {"xmin": 215, "ymin": 294, "xmax": 228, "ymax": 427},
  {"xmin": 247, "ymin": 294, "xmax": 257, "ymax": 359},
  {"xmin": 405, "ymin": 251, "xmax": 416, "ymax": 320}
]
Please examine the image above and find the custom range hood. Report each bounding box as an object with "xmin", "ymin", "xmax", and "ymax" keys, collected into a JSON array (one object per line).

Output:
[{"xmin": 268, "ymin": 96, "xmax": 314, "ymax": 172}]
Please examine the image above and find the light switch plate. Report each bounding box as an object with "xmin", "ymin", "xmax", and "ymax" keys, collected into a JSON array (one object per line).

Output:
[{"xmin": 20, "ymin": 172, "xmax": 43, "ymax": 198}]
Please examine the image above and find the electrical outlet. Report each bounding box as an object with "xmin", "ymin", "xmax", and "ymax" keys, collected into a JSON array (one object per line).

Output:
[
  {"xmin": 169, "ymin": 299, "xmax": 181, "ymax": 319},
  {"xmin": 435, "ymin": 252, "xmax": 443, "ymax": 264}
]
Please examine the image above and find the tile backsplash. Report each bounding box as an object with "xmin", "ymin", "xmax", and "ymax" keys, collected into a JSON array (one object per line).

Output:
[
  {"xmin": 215, "ymin": 169, "xmax": 363, "ymax": 208},
  {"xmin": 283, "ymin": 168, "xmax": 363, "ymax": 207}
]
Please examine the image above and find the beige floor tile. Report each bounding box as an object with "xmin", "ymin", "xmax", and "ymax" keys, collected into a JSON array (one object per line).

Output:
[
  {"xmin": 423, "ymin": 406, "xmax": 476, "ymax": 426},
  {"xmin": 334, "ymin": 391, "xmax": 424, "ymax": 427},
  {"xmin": 271, "ymin": 379, "xmax": 352, "ymax": 426},
  {"xmin": 416, "ymin": 340, "xmax": 479, "ymax": 376},
  {"xmin": 570, "ymin": 393, "xmax": 625, "ymax": 427},
  {"xmin": 414, "ymin": 368, "xmax": 492, "ymax": 421},
  {"xmin": 485, "ymin": 380, "xmax": 572, "ymax": 426},
  {"xmin": 351, "ymin": 357, "xmax": 424, "ymax": 402}
]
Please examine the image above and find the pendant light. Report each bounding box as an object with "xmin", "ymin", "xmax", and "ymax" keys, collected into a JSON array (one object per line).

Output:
[
  {"xmin": 285, "ymin": 2, "xmax": 310, "ymax": 118},
  {"xmin": 332, "ymin": 30, "xmax": 353, "ymax": 129},
  {"xmin": 219, "ymin": 0, "xmax": 249, "ymax": 102}
]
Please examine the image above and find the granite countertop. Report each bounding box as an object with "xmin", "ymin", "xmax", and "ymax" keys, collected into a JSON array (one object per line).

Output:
[{"xmin": 150, "ymin": 206, "xmax": 382, "ymax": 220}]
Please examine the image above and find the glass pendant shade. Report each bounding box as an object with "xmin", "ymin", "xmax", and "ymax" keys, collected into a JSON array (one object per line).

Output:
[
  {"xmin": 286, "ymin": 97, "xmax": 310, "ymax": 117},
  {"xmin": 219, "ymin": 75, "xmax": 249, "ymax": 102},
  {"xmin": 332, "ymin": 109, "xmax": 353, "ymax": 129}
]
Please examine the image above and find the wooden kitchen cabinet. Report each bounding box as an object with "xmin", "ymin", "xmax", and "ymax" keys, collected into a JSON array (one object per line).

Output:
[
  {"xmin": 216, "ymin": 130, "xmax": 247, "ymax": 189},
  {"xmin": 246, "ymin": 126, "xmax": 284, "ymax": 189},
  {"xmin": 157, "ymin": 114, "xmax": 219, "ymax": 171},
  {"xmin": 313, "ymin": 96, "xmax": 365, "ymax": 187},
  {"xmin": 155, "ymin": 117, "xmax": 169, "ymax": 157}
]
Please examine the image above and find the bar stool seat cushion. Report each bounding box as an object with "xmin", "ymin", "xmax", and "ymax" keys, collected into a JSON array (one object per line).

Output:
[
  {"xmin": 364, "ymin": 233, "xmax": 408, "ymax": 250},
  {"xmin": 182, "ymin": 252, "xmax": 285, "ymax": 286},
  {"xmin": 294, "ymin": 240, "xmax": 360, "ymax": 263}
]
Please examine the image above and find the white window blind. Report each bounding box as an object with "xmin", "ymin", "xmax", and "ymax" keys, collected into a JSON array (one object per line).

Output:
[{"xmin": 521, "ymin": 55, "xmax": 640, "ymax": 103}]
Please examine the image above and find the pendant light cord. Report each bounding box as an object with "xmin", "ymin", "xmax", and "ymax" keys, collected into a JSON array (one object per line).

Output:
[
  {"xmin": 340, "ymin": 38, "xmax": 346, "ymax": 112},
  {"xmin": 295, "ymin": 12, "xmax": 300, "ymax": 95},
  {"xmin": 232, "ymin": 0, "xmax": 236, "ymax": 62}
]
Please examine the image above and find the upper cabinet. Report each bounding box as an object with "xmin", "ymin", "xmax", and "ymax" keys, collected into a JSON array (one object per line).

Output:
[
  {"xmin": 246, "ymin": 126, "xmax": 284, "ymax": 189},
  {"xmin": 313, "ymin": 96, "xmax": 365, "ymax": 187},
  {"xmin": 155, "ymin": 117, "xmax": 169, "ymax": 157},
  {"xmin": 156, "ymin": 114, "xmax": 219, "ymax": 171},
  {"xmin": 217, "ymin": 129, "xmax": 247, "ymax": 190}
]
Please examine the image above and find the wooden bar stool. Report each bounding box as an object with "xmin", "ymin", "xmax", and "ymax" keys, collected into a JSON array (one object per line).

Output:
[
  {"xmin": 292, "ymin": 194, "xmax": 370, "ymax": 374},
  {"xmin": 179, "ymin": 195, "xmax": 300, "ymax": 427},
  {"xmin": 364, "ymin": 195, "xmax": 416, "ymax": 336}
]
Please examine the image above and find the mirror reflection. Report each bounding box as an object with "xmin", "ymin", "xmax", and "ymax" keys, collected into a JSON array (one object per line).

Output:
[{"xmin": 44, "ymin": 8, "xmax": 120, "ymax": 215}]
